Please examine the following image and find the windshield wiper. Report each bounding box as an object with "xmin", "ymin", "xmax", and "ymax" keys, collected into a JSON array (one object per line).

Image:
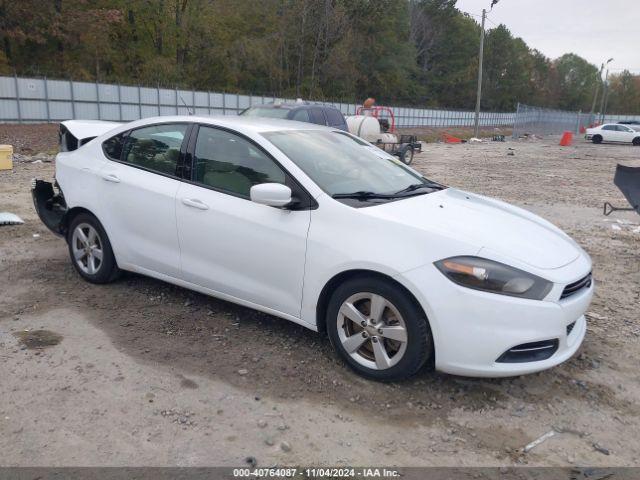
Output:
[
  {"xmin": 332, "ymin": 191, "xmax": 399, "ymax": 199},
  {"xmin": 394, "ymin": 182, "xmax": 443, "ymax": 195}
]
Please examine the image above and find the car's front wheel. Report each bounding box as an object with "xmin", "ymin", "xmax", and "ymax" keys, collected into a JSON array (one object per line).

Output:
[
  {"xmin": 632, "ymin": 137, "xmax": 640, "ymax": 146},
  {"xmin": 67, "ymin": 213, "xmax": 120, "ymax": 284},
  {"xmin": 592, "ymin": 134, "xmax": 603, "ymax": 144},
  {"xmin": 326, "ymin": 276, "xmax": 432, "ymax": 381}
]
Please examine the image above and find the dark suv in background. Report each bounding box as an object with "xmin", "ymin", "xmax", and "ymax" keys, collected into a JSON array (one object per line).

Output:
[{"xmin": 240, "ymin": 101, "xmax": 348, "ymax": 131}]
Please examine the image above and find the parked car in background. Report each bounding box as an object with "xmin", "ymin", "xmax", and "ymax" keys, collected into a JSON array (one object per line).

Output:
[
  {"xmin": 585, "ymin": 124, "xmax": 640, "ymax": 145},
  {"xmin": 618, "ymin": 120, "xmax": 640, "ymax": 125},
  {"xmin": 33, "ymin": 116, "xmax": 592, "ymax": 381},
  {"xmin": 240, "ymin": 101, "xmax": 348, "ymax": 131}
]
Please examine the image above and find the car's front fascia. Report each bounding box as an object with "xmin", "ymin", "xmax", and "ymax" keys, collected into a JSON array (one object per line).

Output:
[
  {"xmin": 399, "ymin": 249, "xmax": 591, "ymax": 377},
  {"xmin": 295, "ymin": 178, "xmax": 593, "ymax": 379}
]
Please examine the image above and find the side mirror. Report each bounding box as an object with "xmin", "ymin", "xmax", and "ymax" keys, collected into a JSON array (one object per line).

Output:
[{"xmin": 250, "ymin": 183, "xmax": 293, "ymax": 208}]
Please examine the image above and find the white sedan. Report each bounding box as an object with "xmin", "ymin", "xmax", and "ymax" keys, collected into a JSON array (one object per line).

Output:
[
  {"xmin": 32, "ymin": 116, "xmax": 593, "ymax": 380},
  {"xmin": 585, "ymin": 123, "xmax": 640, "ymax": 145}
]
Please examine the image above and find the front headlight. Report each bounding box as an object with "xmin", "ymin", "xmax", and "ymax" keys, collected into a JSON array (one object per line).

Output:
[{"xmin": 434, "ymin": 256, "xmax": 553, "ymax": 300}]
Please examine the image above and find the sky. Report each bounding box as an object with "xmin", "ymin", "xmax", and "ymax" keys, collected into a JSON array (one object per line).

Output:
[{"xmin": 455, "ymin": 0, "xmax": 640, "ymax": 75}]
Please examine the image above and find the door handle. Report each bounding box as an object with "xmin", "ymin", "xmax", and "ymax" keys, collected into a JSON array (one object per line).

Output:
[
  {"xmin": 102, "ymin": 174, "xmax": 121, "ymax": 183},
  {"xmin": 181, "ymin": 198, "xmax": 209, "ymax": 210}
]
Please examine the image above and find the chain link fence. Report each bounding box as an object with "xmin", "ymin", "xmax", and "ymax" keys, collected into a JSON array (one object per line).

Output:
[{"xmin": 512, "ymin": 103, "xmax": 596, "ymax": 138}]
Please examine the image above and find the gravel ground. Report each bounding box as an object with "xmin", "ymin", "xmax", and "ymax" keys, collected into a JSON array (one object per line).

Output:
[{"xmin": 0, "ymin": 129, "xmax": 639, "ymax": 467}]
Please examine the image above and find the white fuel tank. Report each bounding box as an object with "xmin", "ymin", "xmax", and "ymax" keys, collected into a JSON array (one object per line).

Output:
[{"xmin": 346, "ymin": 115, "xmax": 381, "ymax": 140}]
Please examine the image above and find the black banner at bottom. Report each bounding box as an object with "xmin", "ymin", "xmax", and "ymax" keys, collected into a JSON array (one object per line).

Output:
[{"xmin": 0, "ymin": 467, "xmax": 636, "ymax": 480}]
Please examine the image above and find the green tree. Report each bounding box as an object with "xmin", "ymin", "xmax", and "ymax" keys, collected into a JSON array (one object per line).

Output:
[{"xmin": 551, "ymin": 53, "xmax": 599, "ymax": 111}]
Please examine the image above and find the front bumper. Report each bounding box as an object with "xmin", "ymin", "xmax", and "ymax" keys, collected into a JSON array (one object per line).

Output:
[{"xmin": 401, "ymin": 258, "xmax": 593, "ymax": 377}]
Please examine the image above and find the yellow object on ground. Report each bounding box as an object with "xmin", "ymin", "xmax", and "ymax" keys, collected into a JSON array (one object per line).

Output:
[{"xmin": 0, "ymin": 145, "xmax": 13, "ymax": 170}]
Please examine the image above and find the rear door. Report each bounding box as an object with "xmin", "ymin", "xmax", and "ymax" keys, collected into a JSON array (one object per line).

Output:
[
  {"xmin": 98, "ymin": 123, "xmax": 190, "ymax": 277},
  {"xmin": 601, "ymin": 125, "xmax": 618, "ymax": 141},
  {"xmin": 176, "ymin": 125, "xmax": 311, "ymax": 317}
]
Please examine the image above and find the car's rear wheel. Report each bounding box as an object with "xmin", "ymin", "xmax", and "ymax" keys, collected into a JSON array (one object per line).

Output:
[
  {"xmin": 67, "ymin": 213, "xmax": 120, "ymax": 284},
  {"xmin": 592, "ymin": 134, "xmax": 603, "ymax": 144},
  {"xmin": 326, "ymin": 276, "xmax": 432, "ymax": 381},
  {"xmin": 632, "ymin": 137, "xmax": 640, "ymax": 146}
]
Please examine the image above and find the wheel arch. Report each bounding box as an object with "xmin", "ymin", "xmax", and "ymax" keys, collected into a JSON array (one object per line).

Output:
[
  {"xmin": 61, "ymin": 206, "xmax": 100, "ymax": 237},
  {"xmin": 315, "ymin": 269, "xmax": 431, "ymax": 336}
]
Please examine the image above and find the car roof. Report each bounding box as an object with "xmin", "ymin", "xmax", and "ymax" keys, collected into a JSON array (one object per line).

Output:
[
  {"xmin": 248, "ymin": 102, "xmax": 339, "ymax": 111},
  {"xmin": 117, "ymin": 115, "xmax": 335, "ymax": 134}
]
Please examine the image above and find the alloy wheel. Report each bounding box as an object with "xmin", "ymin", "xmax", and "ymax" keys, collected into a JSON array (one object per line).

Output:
[
  {"xmin": 71, "ymin": 223, "xmax": 104, "ymax": 275},
  {"xmin": 336, "ymin": 292, "xmax": 408, "ymax": 370}
]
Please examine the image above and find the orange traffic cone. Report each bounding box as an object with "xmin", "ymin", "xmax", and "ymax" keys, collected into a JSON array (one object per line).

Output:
[{"xmin": 559, "ymin": 131, "xmax": 573, "ymax": 146}]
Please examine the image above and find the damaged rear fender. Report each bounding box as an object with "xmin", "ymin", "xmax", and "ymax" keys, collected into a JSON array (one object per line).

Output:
[{"xmin": 31, "ymin": 179, "xmax": 68, "ymax": 237}]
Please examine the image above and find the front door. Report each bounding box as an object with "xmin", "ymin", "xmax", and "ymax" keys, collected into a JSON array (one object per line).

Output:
[{"xmin": 176, "ymin": 125, "xmax": 311, "ymax": 318}]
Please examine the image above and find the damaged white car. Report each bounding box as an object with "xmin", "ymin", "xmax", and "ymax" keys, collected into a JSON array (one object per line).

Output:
[{"xmin": 33, "ymin": 116, "xmax": 593, "ymax": 380}]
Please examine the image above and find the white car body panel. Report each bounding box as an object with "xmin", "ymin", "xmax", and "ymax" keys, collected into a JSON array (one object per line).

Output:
[
  {"xmin": 50, "ymin": 115, "xmax": 593, "ymax": 377},
  {"xmin": 98, "ymin": 160, "xmax": 183, "ymax": 277},
  {"xmin": 176, "ymin": 181, "xmax": 310, "ymax": 318}
]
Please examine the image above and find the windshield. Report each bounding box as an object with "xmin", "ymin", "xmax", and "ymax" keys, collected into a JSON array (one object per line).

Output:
[
  {"xmin": 241, "ymin": 107, "xmax": 290, "ymax": 119},
  {"xmin": 263, "ymin": 130, "xmax": 431, "ymax": 196}
]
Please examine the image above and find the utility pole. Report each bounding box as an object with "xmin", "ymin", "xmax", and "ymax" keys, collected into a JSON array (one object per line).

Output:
[
  {"xmin": 590, "ymin": 64, "xmax": 604, "ymax": 118},
  {"xmin": 473, "ymin": 8, "xmax": 486, "ymax": 138},
  {"xmin": 599, "ymin": 68, "xmax": 610, "ymax": 124},
  {"xmin": 473, "ymin": 1, "xmax": 498, "ymax": 138},
  {"xmin": 590, "ymin": 58, "xmax": 613, "ymax": 122}
]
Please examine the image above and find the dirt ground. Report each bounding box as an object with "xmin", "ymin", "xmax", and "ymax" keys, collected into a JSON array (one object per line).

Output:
[{"xmin": 0, "ymin": 126, "xmax": 639, "ymax": 468}]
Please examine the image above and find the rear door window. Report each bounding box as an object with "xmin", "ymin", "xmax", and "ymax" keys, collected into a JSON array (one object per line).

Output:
[
  {"xmin": 309, "ymin": 108, "xmax": 327, "ymax": 125},
  {"xmin": 325, "ymin": 108, "xmax": 345, "ymax": 127},
  {"xmin": 121, "ymin": 124, "xmax": 188, "ymax": 176}
]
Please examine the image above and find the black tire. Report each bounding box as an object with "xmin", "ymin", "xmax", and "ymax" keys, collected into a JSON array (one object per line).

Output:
[
  {"xmin": 592, "ymin": 135, "xmax": 603, "ymax": 144},
  {"xmin": 399, "ymin": 145, "xmax": 414, "ymax": 165},
  {"xmin": 633, "ymin": 137, "xmax": 640, "ymax": 146},
  {"xmin": 67, "ymin": 213, "xmax": 120, "ymax": 284},
  {"xmin": 326, "ymin": 275, "xmax": 432, "ymax": 381}
]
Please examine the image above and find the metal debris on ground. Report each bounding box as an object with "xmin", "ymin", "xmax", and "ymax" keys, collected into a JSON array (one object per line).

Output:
[
  {"xmin": 0, "ymin": 212, "xmax": 24, "ymax": 226},
  {"xmin": 593, "ymin": 443, "xmax": 611, "ymax": 455},
  {"xmin": 523, "ymin": 429, "xmax": 557, "ymax": 453}
]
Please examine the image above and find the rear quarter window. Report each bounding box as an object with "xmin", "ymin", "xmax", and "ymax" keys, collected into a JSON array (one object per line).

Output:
[{"xmin": 102, "ymin": 133, "xmax": 126, "ymax": 161}]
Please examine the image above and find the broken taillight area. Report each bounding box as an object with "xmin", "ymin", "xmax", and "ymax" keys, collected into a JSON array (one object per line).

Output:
[{"xmin": 31, "ymin": 179, "xmax": 67, "ymax": 236}]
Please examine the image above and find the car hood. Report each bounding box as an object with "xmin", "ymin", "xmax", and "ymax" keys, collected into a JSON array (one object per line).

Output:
[{"xmin": 368, "ymin": 188, "xmax": 580, "ymax": 270}]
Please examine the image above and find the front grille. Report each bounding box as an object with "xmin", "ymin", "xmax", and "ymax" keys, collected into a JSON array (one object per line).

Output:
[
  {"xmin": 561, "ymin": 272, "xmax": 592, "ymax": 300},
  {"xmin": 496, "ymin": 339, "xmax": 559, "ymax": 363},
  {"xmin": 566, "ymin": 321, "xmax": 576, "ymax": 336}
]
